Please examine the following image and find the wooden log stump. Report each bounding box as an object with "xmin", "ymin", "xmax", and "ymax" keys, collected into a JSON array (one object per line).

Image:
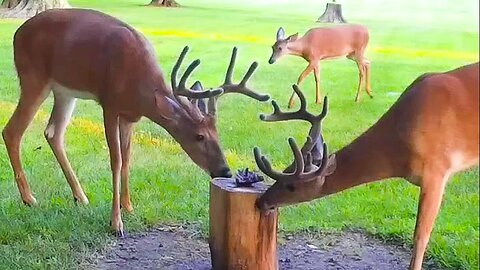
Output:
[
  {"xmin": 317, "ymin": 2, "xmax": 347, "ymax": 23},
  {"xmin": 209, "ymin": 178, "xmax": 278, "ymax": 270}
]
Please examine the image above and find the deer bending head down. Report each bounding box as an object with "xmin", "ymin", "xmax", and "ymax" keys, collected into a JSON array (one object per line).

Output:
[
  {"xmin": 2, "ymin": 9, "xmax": 269, "ymax": 236},
  {"xmin": 269, "ymin": 25, "xmax": 372, "ymax": 107},
  {"xmin": 254, "ymin": 62, "xmax": 479, "ymax": 270}
]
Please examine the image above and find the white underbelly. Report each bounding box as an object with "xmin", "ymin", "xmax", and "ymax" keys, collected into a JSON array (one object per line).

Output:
[
  {"xmin": 51, "ymin": 81, "xmax": 98, "ymax": 101},
  {"xmin": 449, "ymin": 152, "xmax": 479, "ymax": 174}
]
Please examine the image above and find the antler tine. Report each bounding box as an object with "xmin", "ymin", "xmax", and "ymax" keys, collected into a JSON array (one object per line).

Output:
[
  {"xmin": 218, "ymin": 47, "xmax": 270, "ymax": 102},
  {"xmin": 171, "ymin": 46, "xmax": 189, "ymax": 91},
  {"xmin": 259, "ymin": 84, "xmax": 315, "ymax": 123},
  {"xmin": 316, "ymin": 143, "xmax": 329, "ymax": 175},
  {"xmin": 304, "ymin": 152, "xmax": 318, "ymax": 172},
  {"xmin": 283, "ymin": 136, "xmax": 317, "ymax": 173},
  {"xmin": 254, "ymin": 147, "xmax": 291, "ymax": 180},
  {"xmin": 254, "ymin": 137, "xmax": 309, "ymax": 183},
  {"xmin": 319, "ymin": 96, "xmax": 329, "ymax": 120},
  {"xmin": 239, "ymin": 61, "xmax": 258, "ymax": 86},
  {"xmin": 178, "ymin": 59, "xmax": 200, "ymax": 91},
  {"xmin": 224, "ymin": 46, "xmax": 237, "ymax": 85},
  {"xmin": 293, "ymin": 84, "xmax": 308, "ymax": 112},
  {"xmin": 288, "ymin": 137, "xmax": 304, "ymax": 175},
  {"xmin": 171, "ymin": 46, "xmax": 224, "ymax": 100}
]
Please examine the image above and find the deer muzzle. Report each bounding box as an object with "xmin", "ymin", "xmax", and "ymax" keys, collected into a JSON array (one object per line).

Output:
[{"xmin": 210, "ymin": 166, "xmax": 232, "ymax": 178}]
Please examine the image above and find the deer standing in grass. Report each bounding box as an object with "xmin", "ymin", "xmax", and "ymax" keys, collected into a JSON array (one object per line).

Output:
[
  {"xmin": 254, "ymin": 62, "xmax": 479, "ymax": 270},
  {"xmin": 269, "ymin": 25, "xmax": 371, "ymax": 108},
  {"xmin": 3, "ymin": 9, "xmax": 269, "ymax": 236}
]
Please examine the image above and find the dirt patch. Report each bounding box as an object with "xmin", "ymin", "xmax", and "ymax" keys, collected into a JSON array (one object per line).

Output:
[{"xmin": 94, "ymin": 225, "xmax": 442, "ymax": 270}]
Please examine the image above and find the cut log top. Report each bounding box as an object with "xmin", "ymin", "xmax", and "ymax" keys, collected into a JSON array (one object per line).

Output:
[{"xmin": 211, "ymin": 177, "xmax": 268, "ymax": 194}]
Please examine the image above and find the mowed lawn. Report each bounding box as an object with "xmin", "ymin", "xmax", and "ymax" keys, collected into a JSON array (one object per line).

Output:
[{"xmin": 0, "ymin": 0, "xmax": 478, "ymax": 269}]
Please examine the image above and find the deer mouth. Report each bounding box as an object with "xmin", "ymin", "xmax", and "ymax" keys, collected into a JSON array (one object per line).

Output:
[{"xmin": 210, "ymin": 167, "xmax": 232, "ymax": 178}]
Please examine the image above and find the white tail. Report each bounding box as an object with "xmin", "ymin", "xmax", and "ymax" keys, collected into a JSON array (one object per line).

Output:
[
  {"xmin": 269, "ymin": 24, "xmax": 371, "ymax": 107},
  {"xmin": 255, "ymin": 62, "xmax": 479, "ymax": 270},
  {"xmin": 3, "ymin": 9, "xmax": 269, "ymax": 236}
]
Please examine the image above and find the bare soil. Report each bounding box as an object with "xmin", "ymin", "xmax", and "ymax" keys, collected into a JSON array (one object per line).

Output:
[{"xmin": 94, "ymin": 225, "xmax": 443, "ymax": 270}]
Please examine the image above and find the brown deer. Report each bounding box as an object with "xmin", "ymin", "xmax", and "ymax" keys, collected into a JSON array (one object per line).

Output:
[
  {"xmin": 269, "ymin": 25, "xmax": 371, "ymax": 108},
  {"xmin": 254, "ymin": 62, "xmax": 479, "ymax": 270},
  {"xmin": 2, "ymin": 9, "xmax": 269, "ymax": 237}
]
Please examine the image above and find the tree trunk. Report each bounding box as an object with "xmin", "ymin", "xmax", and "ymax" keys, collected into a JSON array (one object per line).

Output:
[
  {"xmin": 317, "ymin": 2, "xmax": 347, "ymax": 23},
  {"xmin": 149, "ymin": 0, "xmax": 180, "ymax": 7},
  {"xmin": 1, "ymin": 0, "xmax": 70, "ymax": 18},
  {"xmin": 1, "ymin": 0, "xmax": 20, "ymax": 8}
]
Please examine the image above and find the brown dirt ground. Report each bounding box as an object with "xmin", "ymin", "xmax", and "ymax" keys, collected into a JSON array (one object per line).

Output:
[{"xmin": 92, "ymin": 225, "xmax": 443, "ymax": 270}]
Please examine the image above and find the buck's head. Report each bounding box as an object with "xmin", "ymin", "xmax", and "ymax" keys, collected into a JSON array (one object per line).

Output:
[
  {"xmin": 253, "ymin": 85, "xmax": 336, "ymax": 210},
  {"xmin": 156, "ymin": 46, "xmax": 270, "ymax": 178},
  {"xmin": 269, "ymin": 27, "xmax": 299, "ymax": 64}
]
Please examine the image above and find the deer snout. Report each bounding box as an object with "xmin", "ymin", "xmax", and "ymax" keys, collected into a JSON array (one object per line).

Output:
[
  {"xmin": 268, "ymin": 56, "xmax": 276, "ymax": 64},
  {"xmin": 255, "ymin": 197, "xmax": 275, "ymax": 212},
  {"xmin": 210, "ymin": 166, "xmax": 232, "ymax": 178}
]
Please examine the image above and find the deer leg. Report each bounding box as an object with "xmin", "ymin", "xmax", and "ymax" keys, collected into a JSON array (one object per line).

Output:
[
  {"xmin": 103, "ymin": 110, "xmax": 124, "ymax": 237},
  {"xmin": 288, "ymin": 63, "xmax": 315, "ymax": 108},
  {"xmin": 364, "ymin": 59, "xmax": 373, "ymax": 98},
  {"xmin": 119, "ymin": 117, "xmax": 134, "ymax": 213},
  {"xmin": 409, "ymin": 170, "xmax": 447, "ymax": 270},
  {"xmin": 2, "ymin": 77, "xmax": 50, "ymax": 205},
  {"xmin": 45, "ymin": 93, "xmax": 88, "ymax": 204},
  {"xmin": 354, "ymin": 60, "xmax": 365, "ymax": 102},
  {"xmin": 313, "ymin": 65, "xmax": 322, "ymax": 104}
]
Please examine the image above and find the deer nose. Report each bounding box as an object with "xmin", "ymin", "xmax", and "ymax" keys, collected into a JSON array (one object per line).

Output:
[
  {"xmin": 255, "ymin": 198, "xmax": 273, "ymax": 211},
  {"xmin": 211, "ymin": 167, "xmax": 232, "ymax": 178}
]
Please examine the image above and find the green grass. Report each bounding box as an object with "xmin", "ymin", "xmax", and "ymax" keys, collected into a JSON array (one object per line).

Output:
[{"xmin": 0, "ymin": 0, "xmax": 478, "ymax": 269}]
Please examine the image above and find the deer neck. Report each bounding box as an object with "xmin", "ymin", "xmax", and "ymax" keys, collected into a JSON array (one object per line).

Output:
[
  {"xmin": 286, "ymin": 38, "xmax": 305, "ymax": 57},
  {"xmin": 319, "ymin": 122, "xmax": 409, "ymax": 197}
]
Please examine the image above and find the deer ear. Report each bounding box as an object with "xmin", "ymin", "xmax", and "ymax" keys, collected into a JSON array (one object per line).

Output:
[
  {"xmin": 154, "ymin": 91, "xmax": 181, "ymax": 121},
  {"xmin": 324, "ymin": 154, "xmax": 337, "ymax": 176},
  {"xmin": 286, "ymin": 33, "xmax": 298, "ymax": 42},
  {"xmin": 276, "ymin": 27, "xmax": 286, "ymax": 40},
  {"xmin": 190, "ymin": 81, "xmax": 207, "ymax": 114}
]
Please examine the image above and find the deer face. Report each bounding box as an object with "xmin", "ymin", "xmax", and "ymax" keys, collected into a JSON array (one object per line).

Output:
[
  {"xmin": 256, "ymin": 153, "xmax": 336, "ymax": 211},
  {"xmin": 157, "ymin": 46, "xmax": 269, "ymax": 179},
  {"xmin": 269, "ymin": 27, "xmax": 299, "ymax": 64},
  {"xmin": 256, "ymin": 175, "xmax": 324, "ymax": 211},
  {"xmin": 253, "ymin": 85, "xmax": 336, "ymax": 210},
  {"xmin": 174, "ymin": 114, "xmax": 232, "ymax": 178}
]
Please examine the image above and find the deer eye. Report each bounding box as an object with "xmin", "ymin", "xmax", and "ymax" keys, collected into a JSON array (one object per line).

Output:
[
  {"xmin": 196, "ymin": 134, "xmax": 205, "ymax": 141},
  {"xmin": 285, "ymin": 184, "xmax": 295, "ymax": 192}
]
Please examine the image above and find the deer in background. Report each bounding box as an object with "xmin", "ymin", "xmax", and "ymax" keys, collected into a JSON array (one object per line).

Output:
[
  {"xmin": 3, "ymin": 9, "xmax": 269, "ymax": 237},
  {"xmin": 269, "ymin": 25, "xmax": 371, "ymax": 108},
  {"xmin": 254, "ymin": 62, "xmax": 479, "ymax": 270}
]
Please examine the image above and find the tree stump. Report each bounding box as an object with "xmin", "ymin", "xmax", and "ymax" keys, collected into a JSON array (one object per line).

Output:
[
  {"xmin": 149, "ymin": 0, "xmax": 180, "ymax": 7},
  {"xmin": 1, "ymin": 0, "xmax": 70, "ymax": 18},
  {"xmin": 209, "ymin": 178, "xmax": 278, "ymax": 270},
  {"xmin": 317, "ymin": 2, "xmax": 347, "ymax": 23}
]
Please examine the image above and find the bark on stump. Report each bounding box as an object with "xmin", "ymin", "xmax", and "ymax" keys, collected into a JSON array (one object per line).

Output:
[
  {"xmin": 209, "ymin": 178, "xmax": 278, "ymax": 270},
  {"xmin": 317, "ymin": 2, "xmax": 347, "ymax": 23},
  {"xmin": 1, "ymin": 0, "xmax": 20, "ymax": 8},
  {"xmin": 1, "ymin": 0, "xmax": 70, "ymax": 18},
  {"xmin": 149, "ymin": 0, "xmax": 180, "ymax": 7}
]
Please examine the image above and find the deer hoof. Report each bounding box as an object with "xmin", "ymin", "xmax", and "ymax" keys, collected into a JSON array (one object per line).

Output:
[
  {"xmin": 115, "ymin": 229, "xmax": 126, "ymax": 239},
  {"xmin": 22, "ymin": 195, "xmax": 38, "ymax": 206},
  {"xmin": 74, "ymin": 195, "xmax": 89, "ymax": 205}
]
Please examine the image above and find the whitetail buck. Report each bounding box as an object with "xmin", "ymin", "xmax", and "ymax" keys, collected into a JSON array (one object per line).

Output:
[
  {"xmin": 254, "ymin": 62, "xmax": 479, "ymax": 270},
  {"xmin": 269, "ymin": 25, "xmax": 371, "ymax": 108},
  {"xmin": 3, "ymin": 9, "xmax": 269, "ymax": 237}
]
